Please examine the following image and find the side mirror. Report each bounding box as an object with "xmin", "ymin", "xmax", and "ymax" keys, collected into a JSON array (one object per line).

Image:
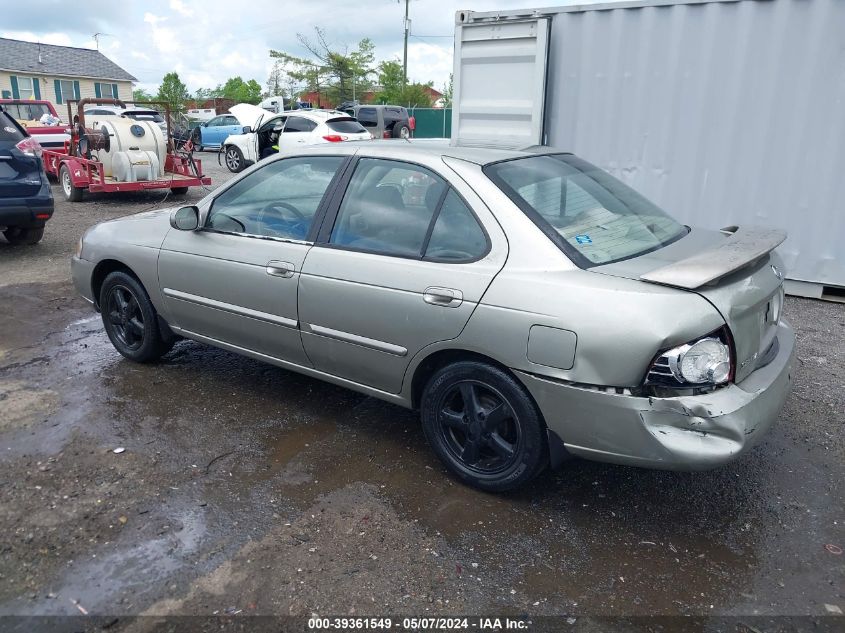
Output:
[
  {"xmin": 170, "ymin": 206, "xmax": 199, "ymax": 231},
  {"xmin": 242, "ymin": 126, "xmax": 252, "ymax": 134}
]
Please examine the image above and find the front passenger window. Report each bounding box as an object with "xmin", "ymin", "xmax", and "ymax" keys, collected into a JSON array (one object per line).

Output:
[{"xmin": 206, "ymin": 156, "xmax": 344, "ymax": 240}]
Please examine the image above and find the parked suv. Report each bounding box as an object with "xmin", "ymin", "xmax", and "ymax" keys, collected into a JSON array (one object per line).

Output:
[
  {"xmin": 343, "ymin": 104, "xmax": 411, "ymax": 139},
  {"xmin": 221, "ymin": 105, "xmax": 370, "ymax": 172},
  {"xmin": 0, "ymin": 107, "xmax": 54, "ymax": 245}
]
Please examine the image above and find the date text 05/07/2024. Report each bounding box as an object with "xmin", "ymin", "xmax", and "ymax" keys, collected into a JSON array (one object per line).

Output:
[{"xmin": 307, "ymin": 617, "xmax": 531, "ymax": 630}]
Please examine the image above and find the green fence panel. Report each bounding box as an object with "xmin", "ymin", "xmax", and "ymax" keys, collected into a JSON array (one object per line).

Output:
[{"xmin": 409, "ymin": 108, "xmax": 451, "ymax": 139}]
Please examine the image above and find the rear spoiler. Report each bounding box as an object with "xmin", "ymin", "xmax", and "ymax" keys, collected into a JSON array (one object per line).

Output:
[{"xmin": 640, "ymin": 226, "xmax": 787, "ymax": 289}]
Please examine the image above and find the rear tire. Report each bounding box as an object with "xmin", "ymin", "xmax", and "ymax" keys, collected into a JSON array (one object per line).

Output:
[
  {"xmin": 3, "ymin": 226, "xmax": 44, "ymax": 245},
  {"xmin": 421, "ymin": 361, "xmax": 548, "ymax": 492},
  {"xmin": 59, "ymin": 165, "xmax": 84, "ymax": 202},
  {"xmin": 170, "ymin": 187, "xmax": 189, "ymax": 195},
  {"xmin": 393, "ymin": 124, "xmax": 411, "ymax": 139},
  {"xmin": 99, "ymin": 271, "xmax": 173, "ymax": 363},
  {"xmin": 224, "ymin": 145, "xmax": 244, "ymax": 173}
]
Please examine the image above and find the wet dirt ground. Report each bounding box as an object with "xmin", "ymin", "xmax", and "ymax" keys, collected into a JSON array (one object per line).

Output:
[{"xmin": 0, "ymin": 158, "xmax": 843, "ymax": 627}]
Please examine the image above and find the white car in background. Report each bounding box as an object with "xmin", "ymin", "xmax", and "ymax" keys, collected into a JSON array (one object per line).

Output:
[
  {"xmin": 83, "ymin": 105, "xmax": 169, "ymax": 136},
  {"xmin": 221, "ymin": 104, "xmax": 372, "ymax": 173}
]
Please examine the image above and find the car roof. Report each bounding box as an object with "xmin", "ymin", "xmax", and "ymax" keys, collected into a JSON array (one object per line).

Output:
[
  {"xmin": 285, "ymin": 109, "xmax": 352, "ymax": 121},
  {"xmin": 297, "ymin": 139, "xmax": 569, "ymax": 166}
]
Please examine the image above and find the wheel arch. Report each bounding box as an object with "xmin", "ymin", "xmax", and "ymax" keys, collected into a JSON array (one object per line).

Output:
[
  {"xmin": 408, "ymin": 346, "xmax": 571, "ymax": 468},
  {"xmin": 90, "ymin": 259, "xmax": 140, "ymax": 310}
]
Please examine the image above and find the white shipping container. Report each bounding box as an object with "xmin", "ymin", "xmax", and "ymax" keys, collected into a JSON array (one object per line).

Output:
[{"xmin": 452, "ymin": 0, "xmax": 845, "ymax": 298}]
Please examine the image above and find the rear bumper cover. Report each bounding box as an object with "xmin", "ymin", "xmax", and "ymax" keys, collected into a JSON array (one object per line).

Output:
[
  {"xmin": 0, "ymin": 180, "xmax": 54, "ymax": 228},
  {"xmin": 517, "ymin": 320, "xmax": 796, "ymax": 470}
]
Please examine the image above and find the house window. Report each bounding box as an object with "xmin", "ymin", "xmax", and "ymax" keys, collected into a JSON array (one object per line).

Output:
[
  {"xmin": 17, "ymin": 77, "xmax": 35, "ymax": 100},
  {"xmin": 95, "ymin": 82, "xmax": 119, "ymax": 99},
  {"xmin": 55, "ymin": 79, "xmax": 77, "ymax": 104}
]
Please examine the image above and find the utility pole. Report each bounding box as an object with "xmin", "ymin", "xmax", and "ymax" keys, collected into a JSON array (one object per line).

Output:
[{"xmin": 402, "ymin": 0, "xmax": 410, "ymax": 84}]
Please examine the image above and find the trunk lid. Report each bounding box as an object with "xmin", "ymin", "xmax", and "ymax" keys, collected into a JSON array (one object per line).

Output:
[{"xmin": 596, "ymin": 226, "xmax": 787, "ymax": 382}]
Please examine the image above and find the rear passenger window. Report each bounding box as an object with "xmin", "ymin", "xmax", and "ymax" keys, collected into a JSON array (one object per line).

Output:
[
  {"xmin": 424, "ymin": 190, "xmax": 488, "ymax": 261},
  {"xmin": 284, "ymin": 117, "xmax": 317, "ymax": 133},
  {"xmin": 330, "ymin": 158, "xmax": 446, "ymax": 257}
]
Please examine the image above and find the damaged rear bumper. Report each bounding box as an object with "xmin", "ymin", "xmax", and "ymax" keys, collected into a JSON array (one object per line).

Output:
[{"xmin": 516, "ymin": 320, "xmax": 796, "ymax": 470}]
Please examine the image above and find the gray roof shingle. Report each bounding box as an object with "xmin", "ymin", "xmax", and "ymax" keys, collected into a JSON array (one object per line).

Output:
[{"xmin": 0, "ymin": 38, "xmax": 136, "ymax": 82}]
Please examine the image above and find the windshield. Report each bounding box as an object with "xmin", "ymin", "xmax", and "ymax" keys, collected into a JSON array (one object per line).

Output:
[
  {"xmin": 484, "ymin": 154, "xmax": 687, "ymax": 267},
  {"xmin": 2, "ymin": 103, "xmax": 52, "ymax": 122}
]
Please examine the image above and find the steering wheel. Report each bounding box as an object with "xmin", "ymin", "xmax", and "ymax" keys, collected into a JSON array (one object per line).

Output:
[{"xmin": 257, "ymin": 201, "xmax": 308, "ymax": 238}]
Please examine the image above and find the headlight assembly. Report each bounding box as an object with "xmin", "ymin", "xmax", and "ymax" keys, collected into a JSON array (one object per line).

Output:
[{"xmin": 645, "ymin": 328, "xmax": 734, "ymax": 388}]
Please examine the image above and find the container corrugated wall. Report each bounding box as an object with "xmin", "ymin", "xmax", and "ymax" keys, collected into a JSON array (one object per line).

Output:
[{"xmin": 465, "ymin": 0, "xmax": 845, "ymax": 293}]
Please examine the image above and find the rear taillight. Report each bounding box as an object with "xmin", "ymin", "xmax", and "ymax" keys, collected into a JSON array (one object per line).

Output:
[
  {"xmin": 382, "ymin": 131, "xmax": 391, "ymax": 139},
  {"xmin": 16, "ymin": 137, "xmax": 42, "ymax": 158},
  {"xmin": 322, "ymin": 135, "xmax": 344, "ymax": 143}
]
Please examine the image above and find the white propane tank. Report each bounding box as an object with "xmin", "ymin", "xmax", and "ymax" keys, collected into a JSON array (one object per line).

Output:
[
  {"xmin": 87, "ymin": 116, "xmax": 166, "ymax": 178},
  {"xmin": 112, "ymin": 150, "xmax": 160, "ymax": 182}
]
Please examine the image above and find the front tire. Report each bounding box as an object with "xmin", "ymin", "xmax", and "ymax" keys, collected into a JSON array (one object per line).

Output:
[
  {"xmin": 421, "ymin": 361, "xmax": 548, "ymax": 492},
  {"xmin": 224, "ymin": 145, "xmax": 244, "ymax": 173},
  {"xmin": 3, "ymin": 226, "xmax": 44, "ymax": 245},
  {"xmin": 99, "ymin": 271, "xmax": 173, "ymax": 363},
  {"xmin": 59, "ymin": 164, "xmax": 84, "ymax": 202}
]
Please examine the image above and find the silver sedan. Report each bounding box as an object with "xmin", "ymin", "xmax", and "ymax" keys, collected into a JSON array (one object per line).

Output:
[{"xmin": 72, "ymin": 142, "xmax": 795, "ymax": 491}]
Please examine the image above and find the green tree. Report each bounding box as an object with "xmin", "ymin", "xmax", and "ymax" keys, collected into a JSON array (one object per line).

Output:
[
  {"xmin": 270, "ymin": 28, "xmax": 376, "ymax": 106},
  {"xmin": 267, "ymin": 64, "xmax": 284, "ymax": 97},
  {"xmin": 156, "ymin": 72, "xmax": 189, "ymax": 112},
  {"xmin": 441, "ymin": 73, "xmax": 453, "ymax": 107},
  {"xmin": 219, "ymin": 77, "xmax": 263, "ymax": 104},
  {"xmin": 132, "ymin": 88, "xmax": 153, "ymax": 103},
  {"xmin": 375, "ymin": 60, "xmax": 404, "ymax": 104},
  {"xmin": 374, "ymin": 60, "xmax": 434, "ymax": 107}
]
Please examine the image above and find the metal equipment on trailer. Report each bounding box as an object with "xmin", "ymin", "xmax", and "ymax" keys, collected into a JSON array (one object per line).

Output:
[{"xmin": 42, "ymin": 98, "xmax": 211, "ymax": 202}]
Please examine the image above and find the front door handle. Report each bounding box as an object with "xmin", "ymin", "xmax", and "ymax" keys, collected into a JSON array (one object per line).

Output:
[
  {"xmin": 423, "ymin": 287, "xmax": 463, "ymax": 308},
  {"xmin": 266, "ymin": 260, "xmax": 295, "ymax": 278}
]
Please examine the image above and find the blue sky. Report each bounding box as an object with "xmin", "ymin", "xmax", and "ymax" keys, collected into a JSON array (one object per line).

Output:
[{"xmin": 2, "ymin": 0, "xmax": 583, "ymax": 95}]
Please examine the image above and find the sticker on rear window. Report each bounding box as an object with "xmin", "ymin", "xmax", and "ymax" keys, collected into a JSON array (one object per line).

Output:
[
  {"xmin": 4, "ymin": 126, "xmax": 17, "ymax": 134},
  {"xmin": 575, "ymin": 234, "xmax": 593, "ymax": 245}
]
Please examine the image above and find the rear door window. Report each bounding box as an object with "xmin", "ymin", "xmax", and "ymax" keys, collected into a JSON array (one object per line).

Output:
[
  {"xmin": 284, "ymin": 117, "xmax": 317, "ymax": 133},
  {"xmin": 424, "ymin": 190, "xmax": 488, "ymax": 262},
  {"xmin": 329, "ymin": 158, "xmax": 447, "ymax": 257}
]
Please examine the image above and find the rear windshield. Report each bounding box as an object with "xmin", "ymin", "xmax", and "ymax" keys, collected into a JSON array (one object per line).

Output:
[
  {"xmin": 326, "ymin": 118, "xmax": 367, "ymax": 134},
  {"xmin": 124, "ymin": 110, "xmax": 164, "ymax": 123},
  {"xmin": 2, "ymin": 103, "xmax": 52, "ymax": 122},
  {"xmin": 0, "ymin": 112, "xmax": 25, "ymax": 142},
  {"xmin": 484, "ymin": 154, "xmax": 687, "ymax": 267}
]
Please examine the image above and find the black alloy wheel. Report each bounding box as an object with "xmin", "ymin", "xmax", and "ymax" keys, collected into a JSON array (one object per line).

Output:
[
  {"xmin": 99, "ymin": 271, "xmax": 173, "ymax": 363},
  {"xmin": 421, "ymin": 361, "xmax": 547, "ymax": 492}
]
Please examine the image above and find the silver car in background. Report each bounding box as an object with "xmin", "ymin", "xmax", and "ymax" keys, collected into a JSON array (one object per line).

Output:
[{"xmin": 71, "ymin": 142, "xmax": 795, "ymax": 491}]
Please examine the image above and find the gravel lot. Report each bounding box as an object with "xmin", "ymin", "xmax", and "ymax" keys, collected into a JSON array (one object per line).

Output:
[{"xmin": 0, "ymin": 156, "xmax": 842, "ymax": 628}]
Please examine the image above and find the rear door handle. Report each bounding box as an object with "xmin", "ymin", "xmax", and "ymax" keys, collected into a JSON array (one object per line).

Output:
[
  {"xmin": 266, "ymin": 260, "xmax": 295, "ymax": 278},
  {"xmin": 423, "ymin": 287, "xmax": 463, "ymax": 308}
]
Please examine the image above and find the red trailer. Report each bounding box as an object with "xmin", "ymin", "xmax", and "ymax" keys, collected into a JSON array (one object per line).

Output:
[{"xmin": 42, "ymin": 98, "xmax": 211, "ymax": 202}]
